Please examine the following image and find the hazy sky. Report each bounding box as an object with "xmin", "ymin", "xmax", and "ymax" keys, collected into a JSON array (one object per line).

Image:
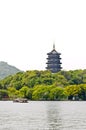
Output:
[{"xmin": 0, "ymin": 0, "xmax": 86, "ymax": 71}]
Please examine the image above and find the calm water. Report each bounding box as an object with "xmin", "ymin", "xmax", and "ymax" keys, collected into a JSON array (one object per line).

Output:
[{"xmin": 0, "ymin": 101, "xmax": 86, "ymax": 130}]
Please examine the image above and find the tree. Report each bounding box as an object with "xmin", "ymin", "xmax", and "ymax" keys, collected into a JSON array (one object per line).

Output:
[
  {"xmin": 0, "ymin": 89, "xmax": 8, "ymax": 100},
  {"xmin": 53, "ymin": 73, "xmax": 69, "ymax": 86},
  {"xmin": 26, "ymin": 88, "xmax": 32, "ymax": 99},
  {"xmin": 79, "ymin": 84, "xmax": 86, "ymax": 100},
  {"xmin": 49, "ymin": 87, "xmax": 66, "ymax": 100},
  {"xmin": 19, "ymin": 86, "xmax": 29, "ymax": 98},
  {"xmin": 64, "ymin": 85, "xmax": 81, "ymax": 100},
  {"xmin": 7, "ymin": 87, "xmax": 17, "ymax": 99},
  {"xmin": 32, "ymin": 85, "xmax": 50, "ymax": 100}
]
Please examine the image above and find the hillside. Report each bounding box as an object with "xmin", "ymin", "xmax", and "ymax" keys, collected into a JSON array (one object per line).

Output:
[
  {"xmin": 0, "ymin": 70, "xmax": 86, "ymax": 100},
  {"xmin": 0, "ymin": 61, "xmax": 21, "ymax": 79}
]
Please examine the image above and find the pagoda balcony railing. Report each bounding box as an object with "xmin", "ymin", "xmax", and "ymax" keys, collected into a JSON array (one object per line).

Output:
[
  {"xmin": 47, "ymin": 53, "xmax": 61, "ymax": 55},
  {"xmin": 47, "ymin": 55, "xmax": 61, "ymax": 57},
  {"xmin": 47, "ymin": 57, "xmax": 61, "ymax": 60},
  {"xmin": 46, "ymin": 67, "xmax": 62, "ymax": 70},
  {"xmin": 46, "ymin": 62, "xmax": 62, "ymax": 64},
  {"xmin": 47, "ymin": 64, "xmax": 61, "ymax": 68}
]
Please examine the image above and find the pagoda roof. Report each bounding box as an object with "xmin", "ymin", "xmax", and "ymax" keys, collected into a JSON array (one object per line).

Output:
[
  {"xmin": 51, "ymin": 49, "xmax": 58, "ymax": 54},
  {"xmin": 47, "ymin": 49, "xmax": 61, "ymax": 55}
]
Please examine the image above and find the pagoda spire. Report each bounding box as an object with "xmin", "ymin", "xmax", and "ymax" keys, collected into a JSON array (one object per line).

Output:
[{"xmin": 53, "ymin": 43, "xmax": 55, "ymax": 50}]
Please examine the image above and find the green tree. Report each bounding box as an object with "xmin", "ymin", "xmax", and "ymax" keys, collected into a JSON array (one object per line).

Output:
[
  {"xmin": 26, "ymin": 88, "xmax": 32, "ymax": 99},
  {"xmin": 19, "ymin": 86, "xmax": 29, "ymax": 98},
  {"xmin": 79, "ymin": 84, "xmax": 86, "ymax": 100},
  {"xmin": 0, "ymin": 89, "xmax": 8, "ymax": 100},
  {"xmin": 32, "ymin": 85, "xmax": 50, "ymax": 100},
  {"xmin": 53, "ymin": 73, "xmax": 69, "ymax": 86},
  {"xmin": 64, "ymin": 85, "xmax": 81, "ymax": 100},
  {"xmin": 49, "ymin": 87, "xmax": 66, "ymax": 100},
  {"xmin": 7, "ymin": 87, "xmax": 17, "ymax": 99}
]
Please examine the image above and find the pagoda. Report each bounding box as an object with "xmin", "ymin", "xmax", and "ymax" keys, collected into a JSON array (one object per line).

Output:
[{"xmin": 46, "ymin": 44, "xmax": 62, "ymax": 73}]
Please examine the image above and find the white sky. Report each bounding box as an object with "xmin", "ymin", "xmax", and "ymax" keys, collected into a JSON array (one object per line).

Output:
[{"xmin": 0, "ymin": 0, "xmax": 86, "ymax": 71}]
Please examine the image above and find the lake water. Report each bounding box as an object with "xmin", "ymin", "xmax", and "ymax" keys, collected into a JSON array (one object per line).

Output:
[{"xmin": 0, "ymin": 101, "xmax": 86, "ymax": 130}]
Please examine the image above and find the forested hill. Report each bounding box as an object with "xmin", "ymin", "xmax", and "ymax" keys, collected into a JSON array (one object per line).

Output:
[
  {"xmin": 1, "ymin": 69, "xmax": 86, "ymax": 100},
  {"xmin": 0, "ymin": 61, "xmax": 21, "ymax": 79}
]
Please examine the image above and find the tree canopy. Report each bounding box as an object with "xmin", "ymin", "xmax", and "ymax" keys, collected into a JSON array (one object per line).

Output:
[{"xmin": 1, "ymin": 69, "xmax": 86, "ymax": 100}]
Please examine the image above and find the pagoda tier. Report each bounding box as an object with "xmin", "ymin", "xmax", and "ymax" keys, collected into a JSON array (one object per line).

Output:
[{"xmin": 46, "ymin": 44, "xmax": 62, "ymax": 73}]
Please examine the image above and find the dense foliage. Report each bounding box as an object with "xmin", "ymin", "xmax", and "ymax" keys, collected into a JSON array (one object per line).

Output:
[{"xmin": 1, "ymin": 70, "xmax": 86, "ymax": 100}]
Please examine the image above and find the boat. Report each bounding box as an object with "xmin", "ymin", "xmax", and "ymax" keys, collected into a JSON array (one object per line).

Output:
[{"xmin": 13, "ymin": 98, "xmax": 28, "ymax": 103}]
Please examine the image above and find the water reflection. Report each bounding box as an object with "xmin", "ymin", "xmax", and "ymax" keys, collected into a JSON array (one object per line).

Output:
[
  {"xmin": 0, "ymin": 101, "xmax": 86, "ymax": 130},
  {"xmin": 45, "ymin": 101, "xmax": 86, "ymax": 130},
  {"xmin": 46, "ymin": 101, "xmax": 62, "ymax": 130}
]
